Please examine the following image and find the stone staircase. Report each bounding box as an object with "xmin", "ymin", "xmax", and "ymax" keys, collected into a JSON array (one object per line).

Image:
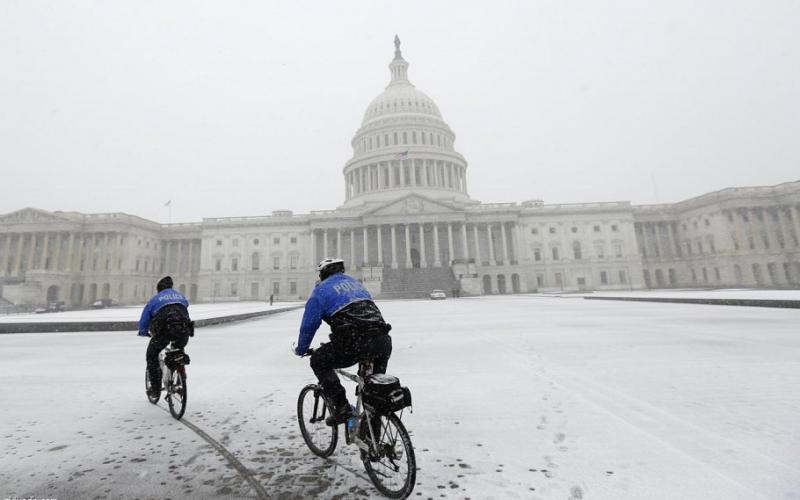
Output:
[{"xmin": 379, "ymin": 266, "xmax": 458, "ymax": 299}]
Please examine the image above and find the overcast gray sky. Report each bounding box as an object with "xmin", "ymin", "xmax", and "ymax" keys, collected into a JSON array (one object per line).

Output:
[{"xmin": 1, "ymin": 0, "xmax": 798, "ymax": 223}]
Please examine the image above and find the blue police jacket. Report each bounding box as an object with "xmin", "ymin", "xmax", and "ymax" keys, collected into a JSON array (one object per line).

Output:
[
  {"xmin": 138, "ymin": 288, "xmax": 190, "ymax": 336},
  {"xmin": 296, "ymin": 273, "xmax": 372, "ymax": 354}
]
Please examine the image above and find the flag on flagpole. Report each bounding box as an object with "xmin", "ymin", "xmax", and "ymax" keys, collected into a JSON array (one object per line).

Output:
[
  {"xmin": 394, "ymin": 150, "xmax": 409, "ymax": 159},
  {"xmin": 164, "ymin": 200, "xmax": 171, "ymax": 207}
]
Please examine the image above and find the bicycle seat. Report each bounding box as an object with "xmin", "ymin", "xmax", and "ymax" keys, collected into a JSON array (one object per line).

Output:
[{"xmin": 357, "ymin": 359, "xmax": 374, "ymax": 378}]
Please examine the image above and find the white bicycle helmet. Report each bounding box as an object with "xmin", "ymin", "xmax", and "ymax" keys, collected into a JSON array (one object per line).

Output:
[
  {"xmin": 316, "ymin": 257, "xmax": 344, "ymax": 272},
  {"xmin": 317, "ymin": 258, "xmax": 346, "ymax": 281}
]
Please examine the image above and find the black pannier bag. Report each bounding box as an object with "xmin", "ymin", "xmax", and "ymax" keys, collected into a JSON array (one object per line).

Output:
[
  {"xmin": 362, "ymin": 373, "xmax": 412, "ymax": 415},
  {"xmin": 165, "ymin": 350, "xmax": 190, "ymax": 370}
]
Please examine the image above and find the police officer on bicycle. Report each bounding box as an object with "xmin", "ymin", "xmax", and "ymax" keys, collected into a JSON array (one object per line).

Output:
[
  {"xmin": 294, "ymin": 258, "xmax": 392, "ymax": 426},
  {"xmin": 138, "ymin": 276, "xmax": 193, "ymax": 399}
]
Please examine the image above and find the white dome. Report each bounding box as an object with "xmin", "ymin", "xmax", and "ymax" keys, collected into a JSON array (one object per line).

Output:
[
  {"xmin": 362, "ymin": 85, "xmax": 443, "ymax": 125},
  {"xmin": 341, "ymin": 36, "xmax": 473, "ymax": 209}
]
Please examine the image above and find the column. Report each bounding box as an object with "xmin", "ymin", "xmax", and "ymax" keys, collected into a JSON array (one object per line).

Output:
[
  {"xmin": 487, "ymin": 224, "xmax": 496, "ymax": 265},
  {"xmin": 473, "ymin": 224, "xmax": 481, "ymax": 264},
  {"xmin": 41, "ymin": 232, "xmax": 50, "ymax": 270},
  {"xmin": 670, "ymin": 223, "xmax": 681, "ymax": 256},
  {"xmin": 777, "ymin": 206, "xmax": 795, "ymax": 248},
  {"xmin": 187, "ymin": 239, "xmax": 194, "ymax": 274},
  {"xmin": 2, "ymin": 235, "xmax": 11, "ymax": 274},
  {"xmin": 67, "ymin": 233, "xmax": 75, "ymax": 271},
  {"xmin": 336, "ymin": 229, "xmax": 342, "ymax": 257},
  {"xmin": 53, "ymin": 233, "xmax": 62, "ymax": 271},
  {"xmin": 447, "ymin": 223, "xmax": 454, "ymax": 264},
  {"xmin": 419, "ymin": 224, "xmax": 427, "ymax": 268},
  {"xmin": 27, "ymin": 233, "xmax": 37, "ymax": 270},
  {"xmin": 792, "ymin": 205, "xmax": 800, "ymax": 246},
  {"xmin": 14, "ymin": 234, "xmax": 24, "ymax": 274},
  {"xmin": 349, "ymin": 229, "xmax": 355, "ymax": 265},
  {"xmin": 390, "ymin": 225, "xmax": 398, "ymax": 269},
  {"xmin": 103, "ymin": 233, "xmax": 111, "ymax": 271},
  {"xmin": 363, "ymin": 226, "xmax": 369, "ymax": 266},
  {"xmin": 404, "ymin": 224, "xmax": 412, "ymax": 267},
  {"xmin": 501, "ymin": 223, "xmax": 509, "ymax": 265},
  {"xmin": 378, "ymin": 164, "xmax": 384, "ymax": 190},
  {"xmin": 310, "ymin": 230, "xmax": 316, "ymax": 265},
  {"xmin": 176, "ymin": 241, "xmax": 183, "ymax": 275},
  {"xmin": 639, "ymin": 223, "xmax": 649, "ymax": 257},
  {"xmin": 410, "ymin": 161, "xmax": 417, "ymax": 186},
  {"xmin": 433, "ymin": 223, "xmax": 441, "ymax": 266},
  {"xmin": 377, "ymin": 226, "xmax": 383, "ymax": 265},
  {"xmin": 323, "ymin": 229, "xmax": 328, "ymax": 258},
  {"xmin": 461, "ymin": 223, "xmax": 469, "ymax": 261}
]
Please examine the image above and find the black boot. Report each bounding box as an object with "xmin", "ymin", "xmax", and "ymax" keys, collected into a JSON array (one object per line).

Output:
[{"xmin": 325, "ymin": 401, "xmax": 353, "ymax": 427}]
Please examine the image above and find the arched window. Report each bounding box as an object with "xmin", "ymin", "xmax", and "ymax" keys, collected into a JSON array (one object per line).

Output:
[{"xmin": 572, "ymin": 241, "xmax": 582, "ymax": 260}]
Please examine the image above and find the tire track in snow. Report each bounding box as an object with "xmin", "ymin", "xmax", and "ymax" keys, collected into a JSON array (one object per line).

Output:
[{"xmin": 158, "ymin": 406, "xmax": 269, "ymax": 499}]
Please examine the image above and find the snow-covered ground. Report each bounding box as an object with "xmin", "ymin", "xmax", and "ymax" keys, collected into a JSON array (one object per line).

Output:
[
  {"xmin": 575, "ymin": 288, "xmax": 800, "ymax": 300},
  {"xmin": 1, "ymin": 296, "xmax": 798, "ymax": 499},
  {"xmin": 0, "ymin": 301, "xmax": 302, "ymax": 323}
]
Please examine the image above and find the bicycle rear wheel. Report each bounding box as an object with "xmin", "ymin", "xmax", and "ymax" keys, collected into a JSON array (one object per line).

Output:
[
  {"xmin": 145, "ymin": 369, "xmax": 159, "ymax": 404},
  {"xmin": 297, "ymin": 384, "xmax": 337, "ymax": 457},
  {"xmin": 361, "ymin": 413, "xmax": 416, "ymax": 499},
  {"xmin": 166, "ymin": 368, "xmax": 187, "ymax": 420}
]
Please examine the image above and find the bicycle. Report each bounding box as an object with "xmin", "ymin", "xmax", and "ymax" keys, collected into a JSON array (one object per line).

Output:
[
  {"xmin": 296, "ymin": 349, "xmax": 416, "ymax": 499},
  {"xmin": 145, "ymin": 343, "xmax": 190, "ymax": 420}
]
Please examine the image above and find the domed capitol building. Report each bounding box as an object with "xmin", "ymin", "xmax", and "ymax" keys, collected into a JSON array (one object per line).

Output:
[{"xmin": 2, "ymin": 38, "xmax": 800, "ymax": 307}]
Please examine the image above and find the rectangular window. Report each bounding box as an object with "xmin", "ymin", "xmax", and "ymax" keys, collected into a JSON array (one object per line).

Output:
[
  {"xmin": 272, "ymin": 280, "xmax": 280, "ymax": 295},
  {"xmin": 536, "ymin": 274, "xmax": 544, "ymax": 287},
  {"xmin": 549, "ymin": 227, "xmax": 556, "ymax": 234},
  {"xmin": 618, "ymin": 270, "xmax": 626, "ymax": 283},
  {"xmin": 593, "ymin": 225, "xmax": 600, "ymax": 232},
  {"xmin": 290, "ymin": 254, "xmax": 298, "ymax": 269},
  {"xmin": 290, "ymin": 280, "xmax": 297, "ymax": 295},
  {"xmin": 552, "ymin": 247, "xmax": 559, "ymax": 261},
  {"xmin": 215, "ymin": 259, "xmax": 221, "ymax": 271},
  {"xmin": 600, "ymin": 271, "xmax": 608, "ymax": 285},
  {"xmin": 213, "ymin": 281, "xmax": 221, "ymax": 297},
  {"xmin": 216, "ymin": 240, "xmax": 222, "ymax": 246},
  {"xmin": 611, "ymin": 224, "xmax": 618, "ymax": 232},
  {"xmin": 714, "ymin": 267, "xmax": 721, "ymax": 281},
  {"xmin": 531, "ymin": 227, "xmax": 538, "ymax": 235},
  {"xmin": 231, "ymin": 258, "xmax": 238, "ymax": 271},
  {"xmin": 290, "ymin": 237, "xmax": 297, "ymax": 244},
  {"xmin": 273, "ymin": 237, "xmax": 280, "ymax": 245},
  {"xmin": 613, "ymin": 242, "xmax": 623, "ymax": 258},
  {"xmin": 534, "ymin": 248, "xmax": 541, "ymax": 261},
  {"xmin": 230, "ymin": 282, "xmax": 238, "ymax": 296},
  {"xmin": 232, "ymin": 239, "xmax": 239, "ymax": 247},
  {"xmin": 273, "ymin": 256, "xmax": 280, "ymax": 270}
]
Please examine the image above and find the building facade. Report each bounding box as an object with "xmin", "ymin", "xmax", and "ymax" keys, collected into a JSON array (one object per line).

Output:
[{"xmin": 2, "ymin": 38, "xmax": 799, "ymax": 307}]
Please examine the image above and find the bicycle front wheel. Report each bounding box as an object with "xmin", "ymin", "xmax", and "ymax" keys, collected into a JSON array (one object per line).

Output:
[
  {"xmin": 297, "ymin": 384, "xmax": 337, "ymax": 457},
  {"xmin": 166, "ymin": 368, "xmax": 187, "ymax": 420},
  {"xmin": 362, "ymin": 413, "xmax": 416, "ymax": 499}
]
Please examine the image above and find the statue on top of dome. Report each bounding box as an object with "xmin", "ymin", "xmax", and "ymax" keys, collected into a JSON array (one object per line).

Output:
[{"xmin": 394, "ymin": 34, "xmax": 402, "ymax": 58}]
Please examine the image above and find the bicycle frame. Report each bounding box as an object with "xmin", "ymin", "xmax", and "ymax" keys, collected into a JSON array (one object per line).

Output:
[{"xmin": 335, "ymin": 363, "xmax": 380, "ymax": 454}]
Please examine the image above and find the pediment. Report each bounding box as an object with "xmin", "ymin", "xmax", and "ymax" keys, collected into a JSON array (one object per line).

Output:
[
  {"xmin": 0, "ymin": 208, "xmax": 73, "ymax": 225},
  {"xmin": 364, "ymin": 194, "xmax": 462, "ymax": 217}
]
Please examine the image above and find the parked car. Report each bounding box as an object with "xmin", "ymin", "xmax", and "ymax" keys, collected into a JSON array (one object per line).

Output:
[
  {"xmin": 89, "ymin": 298, "xmax": 115, "ymax": 309},
  {"xmin": 429, "ymin": 289, "xmax": 447, "ymax": 300},
  {"xmin": 48, "ymin": 301, "xmax": 66, "ymax": 312}
]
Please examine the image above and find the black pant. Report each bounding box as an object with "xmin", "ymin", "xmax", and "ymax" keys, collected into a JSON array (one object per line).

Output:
[
  {"xmin": 146, "ymin": 325, "xmax": 189, "ymax": 387},
  {"xmin": 310, "ymin": 331, "xmax": 392, "ymax": 408}
]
